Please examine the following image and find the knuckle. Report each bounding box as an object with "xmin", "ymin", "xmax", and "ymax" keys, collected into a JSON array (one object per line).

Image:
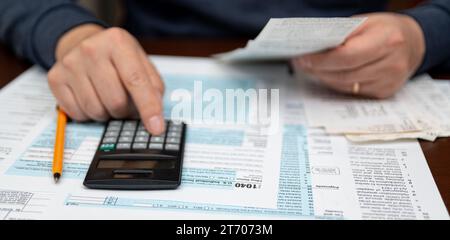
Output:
[
  {"xmin": 79, "ymin": 40, "xmax": 97, "ymax": 58},
  {"xmin": 83, "ymin": 101, "xmax": 107, "ymax": 120},
  {"xmin": 109, "ymin": 97, "xmax": 129, "ymax": 115},
  {"xmin": 47, "ymin": 67, "xmax": 61, "ymax": 86},
  {"xmin": 61, "ymin": 53, "xmax": 77, "ymax": 69},
  {"xmin": 107, "ymin": 27, "xmax": 129, "ymax": 44},
  {"xmin": 123, "ymin": 71, "xmax": 147, "ymax": 87},
  {"xmin": 388, "ymin": 31, "xmax": 406, "ymax": 47}
]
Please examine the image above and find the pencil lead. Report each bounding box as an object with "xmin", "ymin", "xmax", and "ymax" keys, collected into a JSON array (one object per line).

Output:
[{"xmin": 53, "ymin": 173, "xmax": 60, "ymax": 183}]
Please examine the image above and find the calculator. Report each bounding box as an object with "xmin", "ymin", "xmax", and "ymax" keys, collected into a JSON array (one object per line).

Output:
[{"xmin": 83, "ymin": 119, "xmax": 186, "ymax": 190}]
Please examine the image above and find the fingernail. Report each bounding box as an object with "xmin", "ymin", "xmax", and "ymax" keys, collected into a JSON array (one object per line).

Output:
[{"xmin": 148, "ymin": 115, "xmax": 165, "ymax": 134}]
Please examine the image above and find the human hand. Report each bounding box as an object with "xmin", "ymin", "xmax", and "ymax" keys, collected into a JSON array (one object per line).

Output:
[
  {"xmin": 48, "ymin": 25, "xmax": 165, "ymax": 134},
  {"xmin": 292, "ymin": 13, "xmax": 425, "ymax": 99}
]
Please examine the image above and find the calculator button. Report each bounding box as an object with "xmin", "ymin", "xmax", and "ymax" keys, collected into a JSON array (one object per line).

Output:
[
  {"xmin": 134, "ymin": 136, "xmax": 149, "ymax": 143},
  {"xmin": 120, "ymin": 130, "xmax": 134, "ymax": 136},
  {"xmin": 170, "ymin": 121, "xmax": 183, "ymax": 126},
  {"xmin": 153, "ymin": 132, "xmax": 166, "ymax": 138},
  {"xmin": 150, "ymin": 136, "xmax": 164, "ymax": 143},
  {"xmin": 169, "ymin": 126, "xmax": 182, "ymax": 132},
  {"xmin": 107, "ymin": 125, "xmax": 121, "ymax": 131},
  {"xmin": 118, "ymin": 136, "xmax": 133, "ymax": 143},
  {"xmin": 104, "ymin": 131, "xmax": 119, "ymax": 137},
  {"xmin": 148, "ymin": 143, "xmax": 163, "ymax": 150},
  {"xmin": 123, "ymin": 123, "xmax": 137, "ymax": 131},
  {"xmin": 167, "ymin": 132, "xmax": 180, "ymax": 137},
  {"xmin": 132, "ymin": 143, "xmax": 147, "ymax": 150},
  {"xmin": 165, "ymin": 144, "xmax": 180, "ymax": 151},
  {"xmin": 100, "ymin": 144, "xmax": 115, "ymax": 151},
  {"xmin": 136, "ymin": 130, "xmax": 149, "ymax": 137},
  {"xmin": 116, "ymin": 143, "xmax": 131, "ymax": 150},
  {"xmin": 167, "ymin": 137, "xmax": 180, "ymax": 144},
  {"xmin": 122, "ymin": 126, "xmax": 136, "ymax": 131},
  {"xmin": 102, "ymin": 137, "xmax": 117, "ymax": 144}
]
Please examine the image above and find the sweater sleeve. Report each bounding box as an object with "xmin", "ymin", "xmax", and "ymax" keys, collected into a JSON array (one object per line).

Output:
[
  {"xmin": 403, "ymin": 0, "xmax": 450, "ymax": 74},
  {"xmin": 0, "ymin": 0, "xmax": 107, "ymax": 70}
]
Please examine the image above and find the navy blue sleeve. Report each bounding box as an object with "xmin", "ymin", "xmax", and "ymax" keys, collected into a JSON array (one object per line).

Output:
[
  {"xmin": 404, "ymin": 0, "xmax": 450, "ymax": 74},
  {"xmin": 0, "ymin": 0, "xmax": 107, "ymax": 70}
]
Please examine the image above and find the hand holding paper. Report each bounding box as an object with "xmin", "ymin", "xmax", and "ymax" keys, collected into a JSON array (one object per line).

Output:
[{"xmin": 293, "ymin": 13, "xmax": 425, "ymax": 99}]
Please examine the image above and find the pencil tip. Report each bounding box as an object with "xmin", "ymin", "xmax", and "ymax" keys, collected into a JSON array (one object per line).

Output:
[{"xmin": 53, "ymin": 173, "xmax": 60, "ymax": 183}]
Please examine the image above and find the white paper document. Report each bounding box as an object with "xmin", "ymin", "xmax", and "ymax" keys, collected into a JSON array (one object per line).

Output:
[
  {"xmin": 0, "ymin": 56, "xmax": 447, "ymax": 219},
  {"xmin": 216, "ymin": 18, "xmax": 366, "ymax": 61},
  {"xmin": 300, "ymin": 75, "xmax": 450, "ymax": 142}
]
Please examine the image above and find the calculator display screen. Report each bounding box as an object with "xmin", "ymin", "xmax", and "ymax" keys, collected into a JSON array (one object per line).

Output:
[{"xmin": 97, "ymin": 160, "xmax": 175, "ymax": 169}]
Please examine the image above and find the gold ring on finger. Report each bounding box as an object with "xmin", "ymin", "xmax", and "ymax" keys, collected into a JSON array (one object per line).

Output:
[{"xmin": 352, "ymin": 82, "xmax": 360, "ymax": 95}]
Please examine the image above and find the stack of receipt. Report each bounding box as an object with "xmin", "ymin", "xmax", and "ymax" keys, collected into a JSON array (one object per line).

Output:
[
  {"xmin": 216, "ymin": 17, "xmax": 450, "ymax": 142},
  {"xmin": 300, "ymin": 75, "xmax": 450, "ymax": 142},
  {"xmin": 216, "ymin": 17, "xmax": 366, "ymax": 61}
]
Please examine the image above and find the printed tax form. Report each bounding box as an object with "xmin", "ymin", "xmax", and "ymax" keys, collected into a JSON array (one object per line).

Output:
[{"xmin": 0, "ymin": 56, "xmax": 448, "ymax": 219}]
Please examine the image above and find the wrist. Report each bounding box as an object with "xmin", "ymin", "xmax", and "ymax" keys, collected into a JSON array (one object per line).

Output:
[
  {"xmin": 400, "ymin": 14, "xmax": 426, "ymax": 73},
  {"xmin": 56, "ymin": 24, "xmax": 105, "ymax": 60}
]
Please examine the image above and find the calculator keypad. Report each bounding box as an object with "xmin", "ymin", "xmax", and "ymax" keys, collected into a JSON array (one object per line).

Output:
[{"xmin": 99, "ymin": 120, "xmax": 184, "ymax": 152}]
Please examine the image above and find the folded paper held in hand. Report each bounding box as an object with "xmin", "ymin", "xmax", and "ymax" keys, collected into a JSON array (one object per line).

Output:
[{"xmin": 215, "ymin": 17, "xmax": 367, "ymax": 62}]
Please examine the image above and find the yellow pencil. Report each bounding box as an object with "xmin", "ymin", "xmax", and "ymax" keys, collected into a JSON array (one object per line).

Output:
[{"xmin": 52, "ymin": 107, "xmax": 67, "ymax": 183}]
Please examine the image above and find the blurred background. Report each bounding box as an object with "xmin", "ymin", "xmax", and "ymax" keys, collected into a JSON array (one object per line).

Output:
[{"xmin": 79, "ymin": 0, "xmax": 425, "ymax": 28}]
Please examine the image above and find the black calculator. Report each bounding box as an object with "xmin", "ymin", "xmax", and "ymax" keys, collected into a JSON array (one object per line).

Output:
[{"xmin": 83, "ymin": 119, "xmax": 186, "ymax": 190}]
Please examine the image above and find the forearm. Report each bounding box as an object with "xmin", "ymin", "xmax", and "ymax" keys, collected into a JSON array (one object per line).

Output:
[
  {"xmin": 0, "ymin": 0, "xmax": 106, "ymax": 70},
  {"xmin": 403, "ymin": 0, "xmax": 450, "ymax": 74}
]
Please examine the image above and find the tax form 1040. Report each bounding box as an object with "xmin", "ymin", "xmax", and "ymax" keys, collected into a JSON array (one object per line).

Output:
[{"xmin": 0, "ymin": 56, "xmax": 447, "ymax": 219}]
